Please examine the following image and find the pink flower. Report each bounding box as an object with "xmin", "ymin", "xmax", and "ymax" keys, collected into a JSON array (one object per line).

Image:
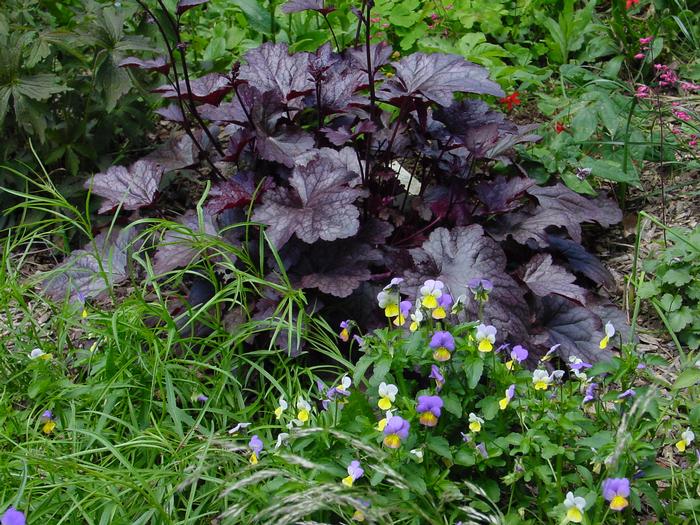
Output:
[
  {"xmin": 673, "ymin": 109, "xmax": 692, "ymax": 122},
  {"xmin": 635, "ymin": 84, "xmax": 651, "ymax": 99},
  {"xmin": 634, "ymin": 53, "xmax": 645, "ymax": 60},
  {"xmin": 639, "ymin": 36, "xmax": 653, "ymax": 45}
]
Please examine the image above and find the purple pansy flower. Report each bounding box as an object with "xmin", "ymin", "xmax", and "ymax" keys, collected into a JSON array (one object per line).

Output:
[
  {"xmin": 569, "ymin": 356, "xmax": 592, "ymax": 371},
  {"xmin": 339, "ymin": 320, "xmax": 351, "ymax": 342},
  {"xmin": 602, "ymin": 477, "xmax": 630, "ymax": 511},
  {"xmin": 416, "ymin": 395, "xmax": 443, "ymax": 427},
  {"xmin": 511, "ymin": 345, "xmax": 528, "ymax": 362},
  {"xmin": 1, "ymin": 508, "xmax": 26, "ymax": 525},
  {"xmin": 618, "ymin": 389, "xmax": 636, "ymax": 400},
  {"xmin": 383, "ymin": 416, "xmax": 410, "ymax": 448},
  {"xmin": 430, "ymin": 331, "xmax": 455, "ymax": 362},
  {"xmin": 196, "ymin": 394, "xmax": 208, "ymax": 403},
  {"xmin": 582, "ymin": 383, "xmax": 598, "ymax": 404},
  {"xmin": 467, "ymin": 278, "xmax": 493, "ymax": 291},
  {"xmin": 476, "ymin": 442, "xmax": 488, "ymax": 459},
  {"xmin": 342, "ymin": 460, "xmax": 364, "ymax": 487},
  {"xmin": 249, "ymin": 435, "xmax": 263, "ymax": 454},
  {"xmin": 429, "ymin": 365, "xmax": 445, "ymax": 392}
]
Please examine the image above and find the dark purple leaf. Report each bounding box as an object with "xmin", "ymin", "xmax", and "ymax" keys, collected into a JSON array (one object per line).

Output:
[
  {"xmin": 252, "ymin": 149, "xmax": 367, "ymax": 248},
  {"xmin": 435, "ymin": 99, "xmax": 516, "ymax": 136},
  {"xmin": 281, "ymin": 0, "xmax": 336, "ymax": 15},
  {"xmin": 522, "ymin": 253, "xmax": 589, "ymax": 305},
  {"xmin": 296, "ymin": 241, "xmax": 383, "ymax": 297},
  {"xmin": 348, "ymin": 43, "xmax": 393, "ymax": 73},
  {"xmin": 475, "ymin": 176, "xmax": 534, "ymax": 215},
  {"xmin": 152, "ymin": 210, "xmax": 218, "ymax": 275},
  {"xmin": 144, "ymin": 126, "xmax": 220, "ymax": 172},
  {"xmin": 238, "ymin": 43, "xmax": 314, "ymax": 107},
  {"xmin": 491, "ymin": 184, "xmax": 622, "ymax": 247},
  {"xmin": 118, "ymin": 56, "xmax": 170, "ymax": 75},
  {"xmin": 176, "ymin": 0, "xmax": 209, "ymax": 15},
  {"xmin": 319, "ymin": 68, "xmax": 366, "ymax": 113},
  {"xmin": 224, "ymin": 128, "xmax": 256, "ymax": 162},
  {"xmin": 379, "ymin": 53, "xmax": 504, "ymax": 107},
  {"xmin": 41, "ymin": 228, "xmax": 136, "ymax": 302},
  {"xmin": 205, "ymin": 172, "xmax": 271, "ymax": 214},
  {"xmin": 153, "ymin": 73, "xmax": 233, "ymax": 105},
  {"xmin": 256, "ymin": 126, "xmax": 315, "ymax": 167},
  {"xmin": 155, "ymin": 103, "xmax": 185, "ymax": 122},
  {"xmin": 405, "ymin": 225, "xmax": 529, "ymax": 342},
  {"xmin": 85, "ymin": 160, "xmax": 163, "ymax": 214},
  {"xmin": 198, "ymin": 101, "xmax": 248, "ymax": 124},
  {"xmin": 533, "ymin": 295, "xmax": 609, "ymax": 363},
  {"xmin": 546, "ymin": 234, "xmax": 614, "ymax": 288}
]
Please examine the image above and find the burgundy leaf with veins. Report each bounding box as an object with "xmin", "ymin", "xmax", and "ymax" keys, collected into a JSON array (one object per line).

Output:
[
  {"xmin": 41, "ymin": 228, "xmax": 136, "ymax": 302},
  {"xmin": 152, "ymin": 210, "xmax": 218, "ymax": 275},
  {"xmin": 205, "ymin": 172, "xmax": 272, "ymax": 214},
  {"xmin": 405, "ymin": 225, "xmax": 529, "ymax": 342},
  {"xmin": 152, "ymin": 73, "xmax": 232, "ymax": 105},
  {"xmin": 176, "ymin": 0, "xmax": 209, "ymax": 14},
  {"xmin": 522, "ymin": 253, "xmax": 589, "ymax": 305},
  {"xmin": 256, "ymin": 126, "xmax": 315, "ymax": 167},
  {"xmin": 546, "ymin": 234, "xmax": 614, "ymax": 288},
  {"xmin": 281, "ymin": 0, "xmax": 336, "ymax": 14},
  {"xmin": 155, "ymin": 103, "xmax": 185, "ymax": 122},
  {"xmin": 144, "ymin": 127, "xmax": 219, "ymax": 172},
  {"xmin": 348, "ymin": 43, "xmax": 393, "ymax": 73},
  {"xmin": 238, "ymin": 43, "xmax": 314, "ymax": 107},
  {"xmin": 474, "ymin": 175, "xmax": 534, "ymax": 215},
  {"xmin": 252, "ymin": 149, "xmax": 367, "ymax": 248},
  {"xmin": 379, "ymin": 53, "xmax": 504, "ymax": 106},
  {"xmin": 85, "ymin": 160, "xmax": 164, "ymax": 214},
  {"xmin": 118, "ymin": 56, "xmax": 170, "ymax": 75}
]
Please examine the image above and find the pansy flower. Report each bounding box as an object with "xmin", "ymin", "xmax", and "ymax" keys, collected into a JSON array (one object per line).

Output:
[
  {"xmin": 676, "ymin": 428, "xmax": 695, "ymax": 452},
  {"xmin": 475, "ymin": 324, "xmax": 497, "ymax": 352},
  {"xmin": 419, "ymin": 280, "xmax": 444, "ymax": 309},
  {"xmin": 248, "ymin": 434, "xmax": 263, "ymax": 465},
  {"xmin": 532, "ymin": 369, "xmax": 552, "ymax": 390},
  {"xmin": 196, "ymin": 394, "xmax": 208, "ymax": 403},
  {"xmin": 228, "ymin": 422, "xmax": 251, "ymax": 435},
  {"xmin": 617, "ymin": 389, "xmax": 636, "ymax": 400},
  {"xmin": 582, "ymin": 383, "xmax": 598, "ymax": 404},
  {"xmin": 383, "ymin": 416, "xmax": 410, "ymax": 448},
  {"xmin": 377, "ymin": 382, "xmax": 398, "ymax": 410},
  {"xmin": 335, "ymin": 376, "xmax": 352, "ymax": 394},
  {"xmin": 432, "ymin": 293, "xmax": 453, "ymax": 320},
  {"xmin": 40, "ymin": 410, "xmax": 56, "ymax": 434},
  {"xmin": 339, "ymin": 320, "xmax": 352, "ymax": 342},
  {"xmin": 540, "ymin": 344, "xmax": 560, "ymax": 362},
  {"xmin": 296, "ymin": 399, "xmax": 312, "ymax": 423},
  {"xmin": 599, "ymin": 322, "xmax": 615, "ymax": 349},
  {"xmin": 602, "ymin": 477, "xmax": 630, "ymax": 511},
  {"xmin": 377, "ymin": 289, "xmax": 400, "ymax": 319},
  {"xmin": 563, "ymin": 491, "xmax": 586, "ymax": 523},
  {"xmin": 505, "ymin": 345, "xmax": 528, "ymax": 370},
  {"xmin": 341, "ymin": 460, "xmax": 364, "ymax": 487},
  {"xmin": 429, "ymin": 365, "xmax": 444, "ymax": 392},
  {"xmin": 416, "ymin": 395, "xmax": 443, "ymax": 427},
  {"xmin": 275, "ymin": 432, "xmax": 289, "ymax": 449},
  {"xmin": 28, "ymin": 348, "xmax": 52, "ymax": 361},
  {"xmin": 409, "ymin": 300, "xmax": 424, "ymax": 332},
  {"xmin": 430, "ymin": 330, "xmax": 455, "ymax": 362},
  {"xmin": 475, "ymin": 442, "xmax": 488, "ymax": 459},
  {"xmin": 376, "ymin": 410, "xmax": 393, "ymax": 431},
  {"xmin": 468, "ymin": 412, "xmax": 484, "ymax": 433},
  {"xmin": 394, "ymin": 300, "xmax": 412, "ymax": 327},
  {"xmin": 499, "ymin": 384, "xmax": 516, "ymax": 410},
  {"xmin": 274, "ymin": 397, "xmax": 288, "ymax": 419},
  {"xmin": 1, "ymin": 507, "xmax": 25, "ymax": 525},
  {"xmin": 77, "ymin": 291, "xmax": 88, "ymax": 319},
  {"xmin": 467, "ymin": 278, "xmax": 493, "ymax": 302}
]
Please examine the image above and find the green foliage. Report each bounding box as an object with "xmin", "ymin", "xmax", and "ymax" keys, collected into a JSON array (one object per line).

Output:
[
  {"xmin": 0, "ymin": 0, "xmax": 158, "ymax": 191},
  {"xmin": 638, "ymin": 223, "xmax": 700, "ymax": 350}
]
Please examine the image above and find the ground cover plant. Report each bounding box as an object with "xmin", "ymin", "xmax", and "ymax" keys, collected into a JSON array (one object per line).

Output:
[{"xmin": 1, "ymin": 0, "xmax": 699, "ymax": 523}]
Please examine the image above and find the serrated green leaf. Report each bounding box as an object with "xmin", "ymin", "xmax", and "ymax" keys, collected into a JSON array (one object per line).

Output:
[
  {"xmin": 0, "ymin": 85, "xmax": 11, "ymax": 128},
  {"xmin": 661, "ymin": 268, "xmax": 692, "ymax": 286},
  {"xmin": 658, "ymin": 293, "xmax": 682, "ymax": 312},
  {"xmin": 669, "ymin": 307, "xmax": 694, "ymax": 332},
  {"xmin": 637, "ymin": 280, "xmax": 660, "ymax": 299},
  {"xmin": 96, "ymin": 58, "xmax": 131, "ymax": 112},
  {"xmin": 14, "ymin": 74, "xmax": 68, "ymax": 101},
  {"xmin": 371, "ymin": 357, "xmax": 392, "ymax": 383}
]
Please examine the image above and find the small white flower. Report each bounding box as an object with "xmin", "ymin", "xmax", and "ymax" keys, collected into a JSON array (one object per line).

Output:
[
  {"xmin": 275, "ymin": 432, "xmax": 290, "ymax": 449},
  {"xmin": 564, "ymin": 492, "xmax": 586, "ymax": 511},
  {"xmin": 337, "ymin": 375, "xmax": 352, "ymax": 392},
  {"xmin": 605, "ymin": 322, "xmax": 615, "ymax": 338},
  {"xmin": 551, "ymin": 370, "xmax": 565, "ymax": 381},
  {"xmin": 682, "ymin": 428, "xmax": 695, "ymax": 446},
  {"xmin": 29, "ymin": 348, "xmax": 45, "ymax": 359},
  {"xmin": 378, "ymin": 382, "xmax": 398, "ymax": 401},
  {"xmin": 228, "ymin": 422, "xmax": 251, "ymax": 434},
  {"xmin": 468, "ymin": 413, "xmax": 484, "ymax": 424},
  {"xmin": 409, "ymin": 448, "xmax": 424, "ymax": 461}
]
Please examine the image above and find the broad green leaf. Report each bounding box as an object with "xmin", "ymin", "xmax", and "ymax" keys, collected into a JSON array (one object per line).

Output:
[
  {"xmin": 13, "ymin": 74, "xmax": 68, "ymax": 101},
  {"xmin": 658, "ymin": 293, "xmax": 682, "ymax": 312},
  {"xmin": 561, "ymin": 171, "xmax": 596, "ymax": 196},
  {"xmin": 463, "ymin": 356, "xmax": 483, "ymax": 389},
  {"xmin": 0, "ymin": 86, "xmax": 11, "ymax": 128},
  {"xmin": 231, "ymin": 0, "xmax": 272, "ymax": 35},
  {"xmin": 669, "ymin": 307, "xmax": 694, "ymax": 332},
  {"xmin": 352, "ymin": 354, "xmax": 374, "ymax": 385},
  {"xmin": 442, "ymin": 393, "xmax": 462, "ymax": 418},
  {"xmin": 96, "ymin": 58, "xmax": 131, "ymax": 112},
  {"xmin": 661, "ymin": 268, "xmax": 692, "ymax": 286},
  {"xmin": 454, "ymin": 447, "xmax": 475, "ymax": 466},
  {"xmin": 636, "ymin": 280, "xmax": 660, "ymax": 299},
  {"xmin": 572, "ymin": 107, "xmax": 597, "ymax": 141},
  {"xmin": 427, "ymin": 436, "xmax": 453, "ymax": 460},
  {"xmin": 673, "ymin": 368, "xmax": 700, "ymax": 390},
  {"xmin": 581, "ymin": 158, "xmax": 640, "ymax": 186}
]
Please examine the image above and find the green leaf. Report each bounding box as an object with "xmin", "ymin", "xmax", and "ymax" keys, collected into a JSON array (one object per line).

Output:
[
  {"xmin": 661, "ymin": 268, "xmax": 692, "ymax": 286},
  {"xmin": 658, "ymin": 293, "xmax": 682, "ymax": 312},
  {"xmin": 96, "ymin": 57, "xmax": 131, "ymax": 112},
  {"xmin": 352, "ymin": 354, "xmax": 374, "ymax": 385},
  {"xmin": 581, "ymin": 157, "xmax": 640, "ymax": 186},
  {"xmin": 636, "ymin": 280, "xmax": 660, "ymax": 299},
  {"xmin": 231, "ymin": 0, "xmax": 272, "ymax": 35},
  {"xmin": 371, "ymin": 357, "xmax": 392, "ymax": 383},
  {"xmin": 571, "ymin": 107, "xmax": 597, "ymax": 141},
  {"xmin": 673, "ymin": 368, "xmax": 700, "ymax": 390},
  {"xmin": 13, "ymin": 74, "xmax": 68, "ymax": 101},
  {"xmin": 561, "ymin": 171, "xmax": 596, "ymax": 196},
  {"xmin": 442, "ymin": 393, "xmax": 462, "ymax": 418},
  {"xmin": 463, "ymin": 356, "xmax": 483, "ymax": 389},
  {"xmin": 427, "ymin": 436, "xmax": 453, "ymax": 460},
  {"xmin": 454, "ymin": 447, "xmax": 476, "ymax": 466},
  {"xmin": 0, "ymin": 86, "xmax": 11, "ymax": 128},
  {"xmin": 669, "ymin": 307, "xmax": 694, "ymax": 332}
]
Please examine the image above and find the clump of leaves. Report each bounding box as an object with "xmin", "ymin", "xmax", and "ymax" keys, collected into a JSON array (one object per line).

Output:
[
  {"xmin": 51, "ymin": 0, "xmax": 624, "ymax": 362},
  {"xmin": 638, "ymin": 224, "xmax": 700, "ymax": 350}
]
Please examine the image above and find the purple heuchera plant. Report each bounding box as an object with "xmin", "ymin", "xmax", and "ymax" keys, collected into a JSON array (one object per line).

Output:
[{"xmin": 59, "ymin": 0, "xmax": 626, "ymax": 364}]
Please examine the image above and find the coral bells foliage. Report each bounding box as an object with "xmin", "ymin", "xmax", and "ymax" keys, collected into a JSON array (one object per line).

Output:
[{"xmin": 69, "ymin": 0, "xmax": 624, "ymax": 362}]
